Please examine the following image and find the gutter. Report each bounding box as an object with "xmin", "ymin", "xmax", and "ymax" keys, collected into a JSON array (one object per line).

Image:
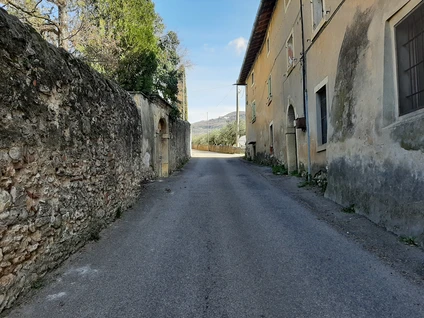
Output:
[{"xmin": 300, "ymin": 0, "xmax": 312, "ymax": 181}]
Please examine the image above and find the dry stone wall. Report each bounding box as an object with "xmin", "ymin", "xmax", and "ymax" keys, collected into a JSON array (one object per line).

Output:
[
  {"xmin": 0, "ymin": 10, "xmax": 147, "ymax": 310},
  {"xmin": 169, "ymin": 119, "xmax": 191, "ymax": 171}
]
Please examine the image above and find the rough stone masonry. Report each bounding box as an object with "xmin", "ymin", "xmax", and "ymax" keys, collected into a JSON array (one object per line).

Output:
[{"xmin": 0, "ymin": 9, "xmax": 155, "ymax": 311}]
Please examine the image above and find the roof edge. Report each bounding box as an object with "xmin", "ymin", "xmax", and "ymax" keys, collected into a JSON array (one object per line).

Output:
[{"xmin": 237, "ymin": 0, "xmax": 277, "ymax": 85}]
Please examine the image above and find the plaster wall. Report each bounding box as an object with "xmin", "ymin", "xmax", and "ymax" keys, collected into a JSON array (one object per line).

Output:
[
  {"xmin": 245, "ymin": 0, "xmax": 306, "ymax": 168},
  {"xmin": 304, "ymin": 0, "xmax": 424, "ymax": 243},
  {"xmin": 132, "ymin": 94, "xmax": 191, "ymax": 177}
]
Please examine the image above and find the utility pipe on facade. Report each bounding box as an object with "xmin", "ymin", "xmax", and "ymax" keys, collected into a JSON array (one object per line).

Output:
[
  {"xmin": 236, "ymin": 85, "xmax": 240, "ymax": 147},
  {"xmin": 300, "ymin": 0, "xmax": 312, "ymax": 181}
]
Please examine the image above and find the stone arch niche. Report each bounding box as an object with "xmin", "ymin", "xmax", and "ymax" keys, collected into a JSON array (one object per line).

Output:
[
  {"xmin": 286, "ymin": 105, "xmax": 298, "ymax": 173},
  {"xmin": 158, "ymin": 118, "xmax": 169, "ymax": 177}
]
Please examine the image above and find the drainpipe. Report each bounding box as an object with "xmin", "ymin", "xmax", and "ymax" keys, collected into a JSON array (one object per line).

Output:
[
  {"xmin": 300, "ymin": 0, "xmax": 312, "ymax": 181},
  {"xmin": 236, "ymin": 85, "xmax": 240, "ymax": 147}
]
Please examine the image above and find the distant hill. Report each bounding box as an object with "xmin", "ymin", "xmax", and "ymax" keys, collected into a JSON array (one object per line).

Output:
[{"xmin": 191, "ymin": 111, "xmax": 246, "ymax": 136}]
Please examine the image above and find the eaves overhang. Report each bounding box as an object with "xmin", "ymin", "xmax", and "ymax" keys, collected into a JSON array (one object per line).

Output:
[{"xmin": 237, "ymin": 0, "xmax": 277, "ymax": 85}]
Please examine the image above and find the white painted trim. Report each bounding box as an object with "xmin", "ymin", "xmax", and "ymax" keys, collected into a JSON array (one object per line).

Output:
[
  {"xmin": 314, "ymin": 77, "xmax": 329, "ymax": 150},
  {"xmin": 387, "ymin": 0, "xmax": 423, "ymax": 120},
  {"xmin": 284, "ymin": 0, "xmax": 292, "ymax": 13},
  {"xmin": 310, "ymin": 0, "xmax": 327, "ymax": 40},
  {"xmin": 314, "ymin": 77, "xmax": 328, "ymax": 94},
  {"xmin": 286, "ymin": 29, "xmax": 295, "ymax": 71},
  {"xmin": 383, "ymin": 0, "xmax": 411, "ymax": 21},
  {"xmin": 266, "ymin": 33, "xmax": 270, "ymax": 57}
]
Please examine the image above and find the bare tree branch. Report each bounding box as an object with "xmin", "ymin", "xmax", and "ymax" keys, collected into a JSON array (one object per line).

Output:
[{"xmin": 5, "ymin": 0, "xmax": 59, "ymax": 29}]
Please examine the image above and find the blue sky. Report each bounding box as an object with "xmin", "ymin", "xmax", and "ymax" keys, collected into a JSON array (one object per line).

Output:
[{"xmin": 154, "ymin": 0, "xmax": 259, "ymax": 123}]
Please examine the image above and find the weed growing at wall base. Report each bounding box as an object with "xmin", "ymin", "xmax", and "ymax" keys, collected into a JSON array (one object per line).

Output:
[
  {"xmin": 272, "ymin": 165, "xmax": 288, "ymax": 175},
  {"xmin": 115, "ymin": 207, "xmax": 122, "ymax": 219},
  {"xmin": 399, "ymin": 236, "xmax": 419, "ymax": 247},
  {"xmin": 298, "ymin": 180, "xmax": 311, "ymax": 188},
  {"xmin": 342, "ymin": 204, "xmax": 356, "ymax": 214},
  {"xmin": 31, "ymin": 279, "xmax": 44, "ymax": 290}
]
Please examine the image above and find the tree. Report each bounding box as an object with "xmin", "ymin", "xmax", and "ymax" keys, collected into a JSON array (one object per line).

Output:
[
  {"xmin": 2, "ymin": 0, "xmax": 187, "ymax": 108},
  {"xmin": 78, "ymin": 0, "xmax": 183, "ymax": 104},
  {"xmin": 155, "ymin": 31, "xmax": 183, "ymax": 105},
  {"xmin": 193, "ymin": 120, "xmax": 246, "ymax": 146},
  {"xmin": 2, "ymin": 0, "xmax": 90, "ymax": 50}
]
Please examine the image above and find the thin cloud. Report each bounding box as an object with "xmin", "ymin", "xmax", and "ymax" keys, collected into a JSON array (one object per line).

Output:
[
  {"xmin": 228, "ymin": 37, "xmax": 248, "ymax": 55},
  {"xmin": 203, "ymin": 44, "xmax": 215, "ymax": 53}
]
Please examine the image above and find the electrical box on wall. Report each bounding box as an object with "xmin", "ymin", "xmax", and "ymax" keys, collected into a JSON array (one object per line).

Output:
[{"xmin": 295, "ymin": 117, "xmax": 307, "ymax": 131}]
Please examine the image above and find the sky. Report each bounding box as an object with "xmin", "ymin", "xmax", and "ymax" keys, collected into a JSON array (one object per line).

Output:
[{"xmin": 154, "ymin": 0, "xmax": 259, "ymax": 123}]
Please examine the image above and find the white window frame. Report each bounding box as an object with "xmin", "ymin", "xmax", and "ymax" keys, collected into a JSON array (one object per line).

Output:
[
  {"xmin": 266, "ymin": 35, "xmax": 270, "ymax": 56},
  {"xmin": 286, "ymin": 31, "xmax": 295, "ymax": 71},
  {"xmin": 251, "ymin": 71, "xmax": 255, "ymax": 87},
  {"xmin": 314, "ymin": 77, "xmax": 329, "ymax": 152},
  {"xmin": 284, "ymin": 0, "xmax": 292, "ymax": 13},
  {"xmin": 311, "ymin": 0, "xmax": 327, "ymax": 39},
  {"xmin": 383, "ymin": 0, "xmax": 424, "ymax": 129}
]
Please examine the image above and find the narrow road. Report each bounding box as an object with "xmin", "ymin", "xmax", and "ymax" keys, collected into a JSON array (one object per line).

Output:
[{"xmin": 7, "ymin": 150, "xmax": 424, "ymax": 318}]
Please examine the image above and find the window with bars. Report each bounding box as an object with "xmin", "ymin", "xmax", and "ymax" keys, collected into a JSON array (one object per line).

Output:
[
  {"xmin": 317, "ymin": 86, "xmax": 327, "ymax": 145},
  {"xmin": 396, "ymin": 3, "xmax": 424, "ymax": 116}
]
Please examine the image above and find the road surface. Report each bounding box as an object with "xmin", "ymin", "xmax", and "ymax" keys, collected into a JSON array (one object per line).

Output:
[{"xmin": 6, "ymin": 150, "xmax": 424, "ymax": 317}]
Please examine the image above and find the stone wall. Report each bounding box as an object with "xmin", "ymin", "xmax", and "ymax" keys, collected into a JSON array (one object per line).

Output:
[
  {"xmin": 0, "ymin": 10, "xmax": 169, "ymax": 311},
  {"xmin": 131, "ymin": 94, "xmax": 191, "ymax": 177},
  {"xmin": 192, "ymin": 144, "xmax": 244, "ymax": 155},
  {"xmin": 169, "ymin": 119, "xmax": 191, "ymax": 171}
]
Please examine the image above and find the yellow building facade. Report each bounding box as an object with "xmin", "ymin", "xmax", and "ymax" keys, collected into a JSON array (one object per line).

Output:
[{"xmin": 239, "ymin": 0, "xmax": 424, "ymax": 245}]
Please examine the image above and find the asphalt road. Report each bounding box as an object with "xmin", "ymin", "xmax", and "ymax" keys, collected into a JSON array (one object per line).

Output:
[{"xmin": 7, "ymin": 150, "xmax": 424, "ymax": 318}]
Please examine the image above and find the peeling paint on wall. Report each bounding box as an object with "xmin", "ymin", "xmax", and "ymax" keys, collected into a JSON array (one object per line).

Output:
[
  {"xmin": 327, "ymin": 156, "xmax": 424, "ymax": 242},
  {"xmin": 331, "ymin": 8, "xmax": 374, "ymax": 142}
]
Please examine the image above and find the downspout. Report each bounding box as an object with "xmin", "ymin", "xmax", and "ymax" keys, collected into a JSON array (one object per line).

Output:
[{"xmin": 300, "ymin": 0, "xmax": 312, "ymax": 181}]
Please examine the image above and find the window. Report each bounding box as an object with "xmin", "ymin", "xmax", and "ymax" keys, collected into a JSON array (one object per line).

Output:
[
  {"xmin": 252, "ymin": 101, "xmax": 256, "ymax": 123},
  {"xmin": 269, "ymin": 123, "xmax": 274, "ymax": 154},
  {"xmin": 312, "ymin": 0, "xmax": 324, "ymax": 30},
  {"xmin": 267, "ymin": 37, "xmax": 270, "ymax": 55},
  {"xmin": 396, "ymin": 3, "xmax": 424, "ymax": 115},
  {"xmin": 251, "ymin": 72, "xmax": 255, "ymax": 86},
  {"xmin": 287, "ymin": 33, "xmax": 294, "ymax": 70},
  {"xmin": 267, "ymin": 75, "xmax": 272, "ymax": 99},
  {"xmin": 316, "ymin": 86, "xmax": 328, "ymax": 145}
]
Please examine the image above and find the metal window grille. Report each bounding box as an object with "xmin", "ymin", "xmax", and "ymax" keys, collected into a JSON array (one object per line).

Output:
[{"xmin": 396, "ymin": 3, "xmax": 424, "ymax": 115}]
